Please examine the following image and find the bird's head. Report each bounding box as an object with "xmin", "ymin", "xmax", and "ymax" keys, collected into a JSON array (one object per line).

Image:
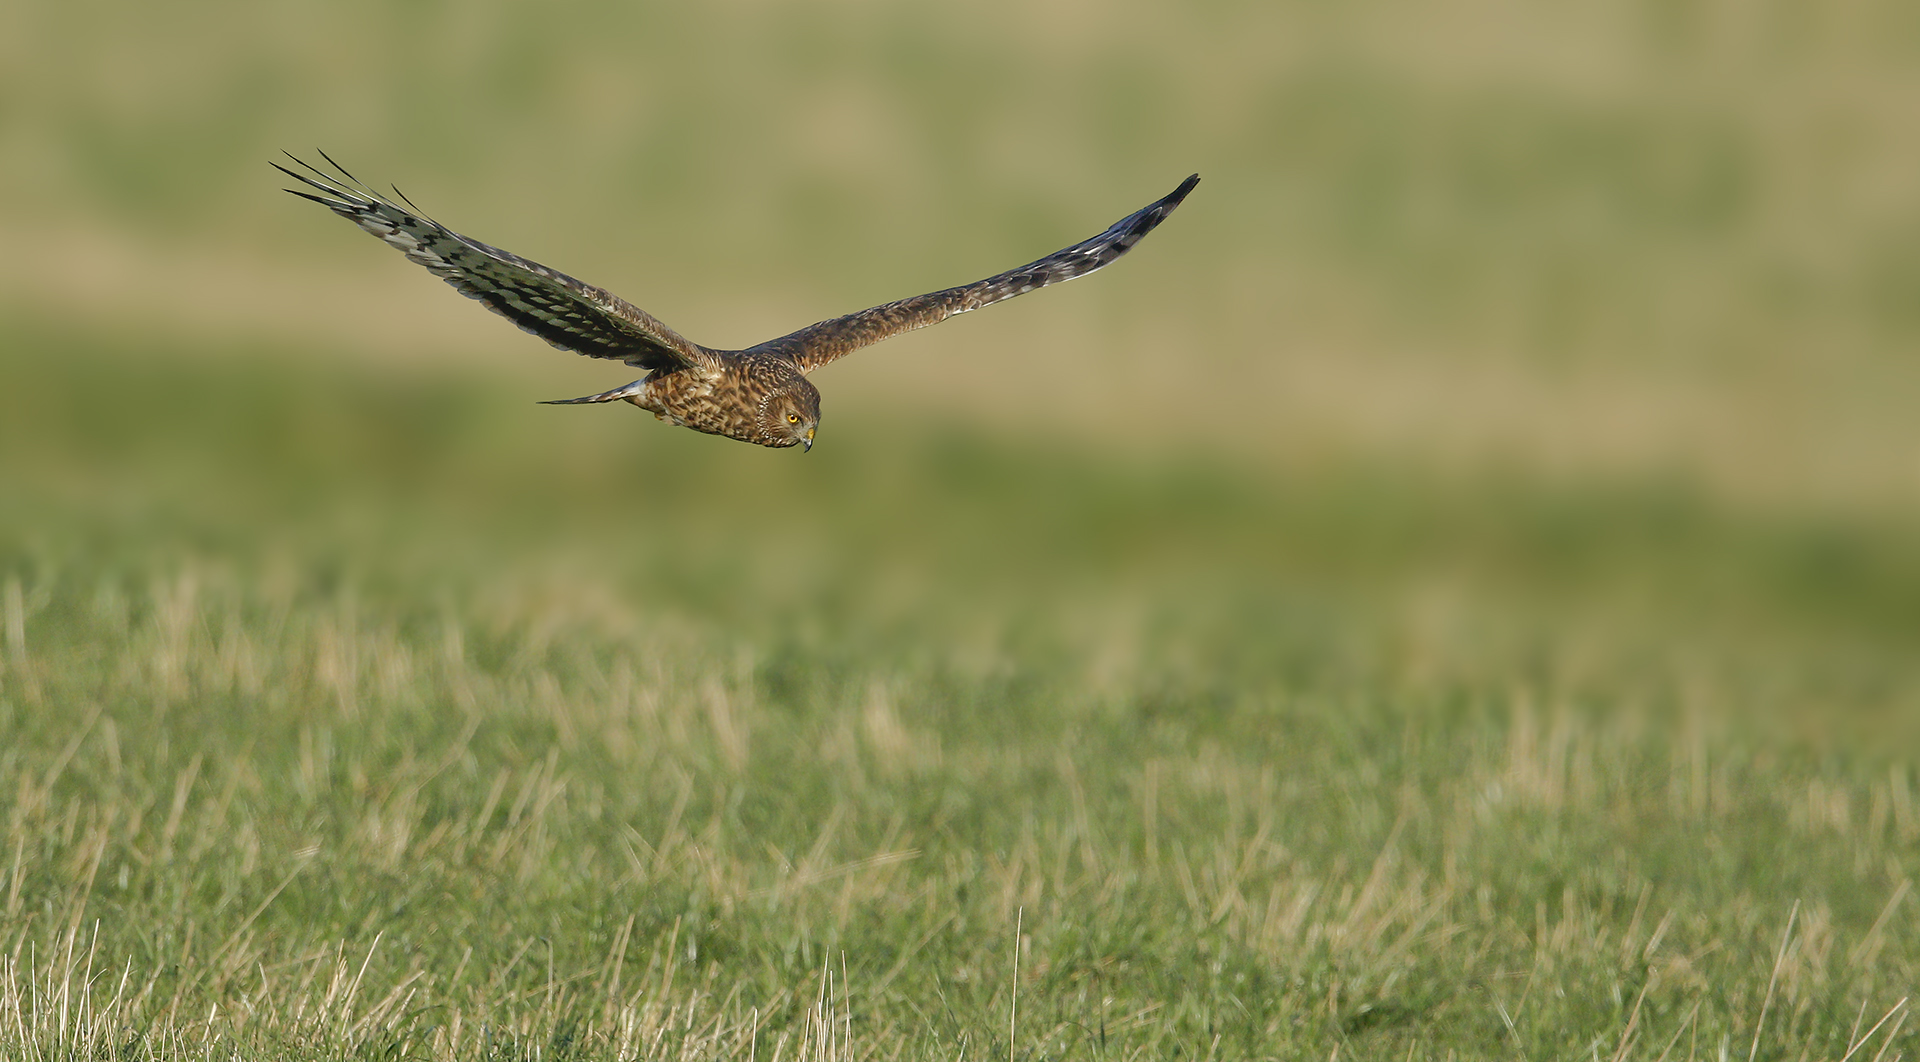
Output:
[{"xmin": 758, "ymin": 377, "xmax": 821, "ymax": 451}]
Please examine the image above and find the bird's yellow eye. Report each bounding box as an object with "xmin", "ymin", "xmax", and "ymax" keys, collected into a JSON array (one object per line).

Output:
[{"xmin": 787, "ymin": 414, "xmax": 801, "ymax": 424}]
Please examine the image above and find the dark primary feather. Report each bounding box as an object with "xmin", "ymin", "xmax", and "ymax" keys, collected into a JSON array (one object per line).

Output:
[
  {"xmin": 748, "ymin": 174, "xmax": 1200, "ymax": 372},
  {"xmin": 275, "ymin": 153, "xmax": 711, "ymax": 373}
]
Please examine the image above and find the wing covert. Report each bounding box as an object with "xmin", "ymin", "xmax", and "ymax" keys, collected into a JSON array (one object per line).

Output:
[
  {"xmin": 277, "ymin": 153, "xmax": 713, "ymax": 373},
  {"xmin": 748, "ymin": 174, "xmax": 1199, "ymax": 373}
]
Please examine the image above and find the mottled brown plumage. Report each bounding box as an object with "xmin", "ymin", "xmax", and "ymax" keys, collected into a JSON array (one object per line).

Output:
[{"xmin": 277, "ymin": 153, "xmax": 1197, "ymax": 450}]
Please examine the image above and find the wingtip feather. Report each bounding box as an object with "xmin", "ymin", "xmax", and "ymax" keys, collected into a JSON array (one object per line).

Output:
[{"xmin": 315, "ymin": 148, "xmax": 367, "ymax": 190}]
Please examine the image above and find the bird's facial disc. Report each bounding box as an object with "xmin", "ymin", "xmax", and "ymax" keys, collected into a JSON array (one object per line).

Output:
[
  {"xmin": 791, "ymin": 414, "xmax": 816, "ymax": 451},
  {"xmin": 782, "ymin": 410, "xmax": 816, "ymax": 451},
  {"xmin": 768, "ymin": 384, "xmax": 820, "ymax": 451}
]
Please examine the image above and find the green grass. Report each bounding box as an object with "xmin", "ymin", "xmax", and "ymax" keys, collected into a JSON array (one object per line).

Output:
[
  {"xmin": 5, "ymin": 0, "xmax": 1920, "ymax": 1055},
  {"xmin": 1, "ymin": 323, "xmax": 1917, "ymax": 1060}
]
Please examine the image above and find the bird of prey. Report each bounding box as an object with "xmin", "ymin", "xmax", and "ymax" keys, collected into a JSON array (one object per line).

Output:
[{"xmin": 277, "ymin": 153, "xmax": 1198, "ymax": 451}]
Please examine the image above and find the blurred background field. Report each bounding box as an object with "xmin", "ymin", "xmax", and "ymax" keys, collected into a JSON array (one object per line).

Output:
[
  {"xmin": 8, "ymin": 0, "xmax": 1920, "ymax": 507},
  {"xmin": 2, "ymin": 0, "xmax": 1919, "ymax": 1058}
]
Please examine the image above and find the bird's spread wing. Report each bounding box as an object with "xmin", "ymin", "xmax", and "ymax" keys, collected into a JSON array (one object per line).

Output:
[
  {"xmin": 276, "ymin": 153, "xmax": 713, "ymax": 373},
  {"xmin": 745, "ymin": 174, "xmax": 1199, "ymax": 373}
]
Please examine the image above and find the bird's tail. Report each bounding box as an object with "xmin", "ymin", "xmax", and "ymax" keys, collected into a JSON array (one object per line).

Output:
[{"xmin": 540, "ymin": 379, "xmax": 647, "ymax": 405}]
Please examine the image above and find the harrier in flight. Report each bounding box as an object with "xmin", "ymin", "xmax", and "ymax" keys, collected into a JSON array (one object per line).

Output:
[{"xmin": 278, "ymin": 153, "xmax": 1198, "ymax": 451}]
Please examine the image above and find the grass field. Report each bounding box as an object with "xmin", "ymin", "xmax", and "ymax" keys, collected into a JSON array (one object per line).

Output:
[
  {"xmin": 1, "ymin": 325, "xmax": 1917, "ymax": 1060},
  {"xmin": 5, "ymin": 0, "xmax": 1920, "ymax": 1057}
]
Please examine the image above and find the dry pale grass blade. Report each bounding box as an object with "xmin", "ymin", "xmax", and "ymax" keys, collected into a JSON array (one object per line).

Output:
[
  {"xmin": 1748, "ymin": 902, "xmax": 1800, "ymax": 1062},
  {"xmin": 0, "ymin": 921, "xmax": 837, "ymax": 1061},
  {"xmin": 1842, "ymin": 998, "xmax": 1909, "ymax": 1062}
]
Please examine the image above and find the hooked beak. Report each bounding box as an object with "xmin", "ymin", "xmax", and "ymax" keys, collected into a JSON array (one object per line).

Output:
[{"xmin": 802, "ymin": 427, "xmax": 815, "ymax": 452}]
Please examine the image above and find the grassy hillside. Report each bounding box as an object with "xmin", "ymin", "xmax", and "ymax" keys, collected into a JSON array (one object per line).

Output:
[{"xmin": 0, "ymin": 326, "xmax": 1916, "ymax": 1060}]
